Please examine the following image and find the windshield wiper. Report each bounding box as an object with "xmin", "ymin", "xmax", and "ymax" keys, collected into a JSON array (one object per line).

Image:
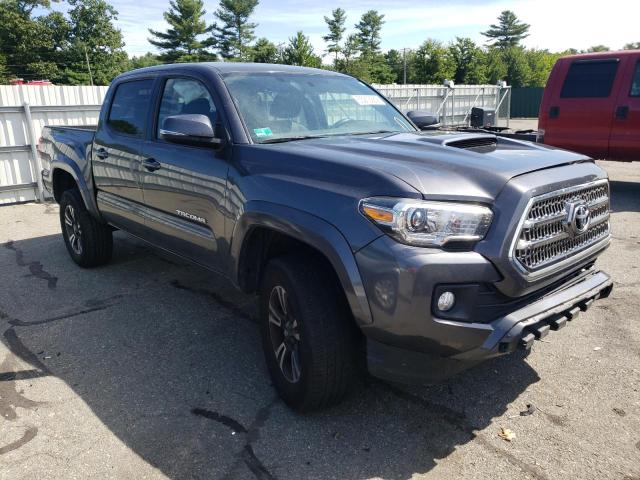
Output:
[
  {"xmin": 260, "ymin": 134, "xmax": 329, "ymax": 144},
  {"xmin": 349, "ymin": 130, "xmax": 399, "ymax": 136}
]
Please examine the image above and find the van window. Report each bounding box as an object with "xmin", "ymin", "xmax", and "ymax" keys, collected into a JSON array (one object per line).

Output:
[
  {"xmin": 560, "ymin": 60, "xmax": 619, "ymax": 98},
  {"xmin": 107, "ymin": 80, "xmax": 153, "ymax": 136},
  {"xmin": 630, "ymin": 61, "xmax": 640, "ymax": 97}
]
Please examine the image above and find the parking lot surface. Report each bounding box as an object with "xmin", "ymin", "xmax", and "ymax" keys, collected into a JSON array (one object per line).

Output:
[{"xmin": 1, "ymin": 160, "xmax": 639, "ymax": 480}]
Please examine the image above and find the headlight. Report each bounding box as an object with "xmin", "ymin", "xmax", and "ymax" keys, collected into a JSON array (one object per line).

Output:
[{"xmin": 360, "ymin": 197, "xmax": 493, "ymax": 247}]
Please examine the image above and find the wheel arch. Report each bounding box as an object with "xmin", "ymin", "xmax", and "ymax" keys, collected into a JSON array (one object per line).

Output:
[
  {"xmin": 231, "ymin": 201, "xmax": 373, "ymax": 325},
  {"xmin": 50, "ymin": 162, "xmax": 100, "ymax": 218}
]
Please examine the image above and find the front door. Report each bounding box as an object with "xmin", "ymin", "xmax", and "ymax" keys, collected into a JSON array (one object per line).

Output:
[
  {"xmin": 609, "ymin": 58, "xmax": 640, "ymax": 161},
  {"xmin": 140, "ymin": 76, "xmax": 229, "ymax": 271},
  {"xmin": 93, "ymin": 78, "xmax": 154, "ymax": 236}
]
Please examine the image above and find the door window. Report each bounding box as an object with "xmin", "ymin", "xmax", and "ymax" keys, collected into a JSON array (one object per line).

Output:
[
  {"xmin": 107, "ymin": 80, "xmax": 153, "ymax": 136},
  {"xmin": 157, "ymin": 78, "xmax": 217, "ymax": 138},
  {"xmin": 561, "ymin": 60, "xmax": 619, "ymax": 98},
  {"xmin": 630, "ymin": 61, "xmax": 640, "ymax": 97}
]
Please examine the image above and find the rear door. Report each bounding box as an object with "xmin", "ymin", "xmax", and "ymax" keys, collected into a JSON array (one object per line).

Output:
[
  {"xmin": 609, "ymin": 56, "xmax": 640, "ymax": 160},
  {"xmin": 93, "ymin": 78, "xmax": 155, "ymax": 235},
  {"xmin": 140, "ymin": 75, "xmax": 229, "ymax": 271},
  {"xmin": 543, "ymin": 57, "xmax": 622, "ymax": 158}
]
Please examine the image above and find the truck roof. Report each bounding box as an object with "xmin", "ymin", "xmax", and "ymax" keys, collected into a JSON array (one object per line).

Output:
[{"xmin": 120, "ymin": 62, "xmax": 346, "ymax": 80}]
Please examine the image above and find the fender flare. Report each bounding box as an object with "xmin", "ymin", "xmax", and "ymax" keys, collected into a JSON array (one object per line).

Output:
[
  {"xmin": 50, "ymin": 159, "xmax": 101, "ymax": 219},
  {"xmin": 230, "ymin": 201, "xmax": 373, "ymax": 325}
]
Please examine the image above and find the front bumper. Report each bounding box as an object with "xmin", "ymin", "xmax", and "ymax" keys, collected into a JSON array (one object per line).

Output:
[{"xmin": 355, "ymin": 236, "xmax": 613, "ymax": 385}]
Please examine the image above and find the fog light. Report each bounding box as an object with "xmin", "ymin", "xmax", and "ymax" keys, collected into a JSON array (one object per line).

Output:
[{"xmin": 437, "ymin": 291, "xmax": 456, "ymax": 311}]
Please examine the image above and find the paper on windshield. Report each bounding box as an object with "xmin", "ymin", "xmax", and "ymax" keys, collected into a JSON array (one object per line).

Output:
[{"xmin": 351, "ymin": 95, "xmax": 385, "ymax": 106}]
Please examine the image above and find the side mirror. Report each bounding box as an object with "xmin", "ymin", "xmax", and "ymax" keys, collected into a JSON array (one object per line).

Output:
[
  {"xmin": 160, "ymin": 114, "xmax": 223, "ymax": 148},
  {"xmin": 406, "ymin": 111, "xmax": 441, "ymax": 130}
]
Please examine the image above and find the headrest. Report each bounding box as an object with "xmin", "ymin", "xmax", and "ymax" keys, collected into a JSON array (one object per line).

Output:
[
  {"xmin": 182, "ymin": 98, "xmax": 211, "ymax": 115},
  {"xmin": 270, "ymin": 92, "xmax": 302, "ymax": 119}
]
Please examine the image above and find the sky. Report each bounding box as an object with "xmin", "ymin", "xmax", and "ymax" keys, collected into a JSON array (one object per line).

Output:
[{"xmin": 60, "ymin": 0, "xmax": 640, "ymax": 58}]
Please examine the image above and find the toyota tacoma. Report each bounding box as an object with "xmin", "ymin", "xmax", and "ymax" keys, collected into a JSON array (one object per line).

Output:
[{"xmin": 38, "ymin": 63, "xmax": 613, "ymax": 411}]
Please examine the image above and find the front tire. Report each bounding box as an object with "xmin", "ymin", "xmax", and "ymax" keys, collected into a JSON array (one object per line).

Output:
[
  {"xmin": 59, "ymin": 189, "xmax": 113, "ymax": 268},
  {"xmin": 259, "ymin": 254, "xmax": 358, "ymax": 411}
]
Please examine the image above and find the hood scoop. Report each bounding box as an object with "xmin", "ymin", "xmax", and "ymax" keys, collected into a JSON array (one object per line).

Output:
[
  {"xmin": 418, "ymin": 133, "xmax": 498, "ymax": 153},
  {"xmin": 444, "ymin": 135, "xmax": 498, "ymax": 152}
]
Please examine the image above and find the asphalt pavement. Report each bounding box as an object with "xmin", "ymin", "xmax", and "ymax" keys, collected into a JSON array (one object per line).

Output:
[{"xmin": 0, "ymin": 160, "xmax": 638, "ymax": 480}]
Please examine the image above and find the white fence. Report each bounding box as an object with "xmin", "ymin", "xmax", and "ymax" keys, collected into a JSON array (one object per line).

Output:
[
  {"xmin": 0, "ymin": 83, "xmax": 510, "ymax": 205},
  {"xmin": 0, "ymin": 85, "xmax": 107, "ymax": 204},
  {"xmin": 373, "ymin": 84, "xmax": 511, "ymax": 126}
]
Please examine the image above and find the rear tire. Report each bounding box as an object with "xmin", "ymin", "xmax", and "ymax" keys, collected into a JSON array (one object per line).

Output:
[
  {"xmin": 59, "ymin": 189, "xmax": 113, "ymax": 268},
  {"xmin": 259, "ymin": 253, "xmax": 359, "ymax": 411}
]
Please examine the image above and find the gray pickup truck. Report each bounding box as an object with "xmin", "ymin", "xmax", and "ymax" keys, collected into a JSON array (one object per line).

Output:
[{"xmin": 39, "ymin": 63, "xmax": 613, "ymax": 411}]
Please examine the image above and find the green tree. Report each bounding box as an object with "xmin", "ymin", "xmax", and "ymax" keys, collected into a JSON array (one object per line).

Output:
[
  {"xmin": 129, "ymin": 52, "xmax": 163, "ymax": 69},
  {"xmin": 0, "ymin": 0, "xmax": 68, "ymax": 81},
  {"xmin": 449, "ymin": 37, "xmax": 486, "ymax": 84},
  {"xmin": 282, "ymin": 31, "xmax": 321, "ymax": 67},
  {"xmin": 251, "ymin": 37, "xmax": 279, "ymax": 63},
  {"xmin": 586, "ymin": 45, "xmax": 610, "ymax": 52},
  {"xmin": 412, "ymin": 39, "xmax": 455, "ymax": 84},
  {"xmin": 355, "ymin": 10, "xmax": 384, "ymax": 56},
  {"xmin": 148, "ymin": 0, "xmax": 214, "ymax": 63},
  {"xmin": 211, "ymin": 0, "xmax": 258, "ymax": 61},
  {"xmin": 0, "ymin": 52, "xmax": 10, "ymax": 83},
  {"xmin": 501, "ymin": 46, "xmax": 531, "ymax": 87},
  {"xmin": 485, "ymin": 47, "xmax": 507, "ymax": 84},
  {"xmin": 482, "ymin": 10, "xmax": 530, "ymax": 48},
  {"xmin": 525, "ymin": 49, "xmax": 559, "ymax": 87},
  {"xmin": 60, "ymin": 0, "xmax": 129, "ymax": 85},
  {"xmin": 623, "ymin": 42, "xmax": 640, "ymax": 50},
  {"xmin": 323, "ymin": 7, "xmax": 346, "ymax": 65}
]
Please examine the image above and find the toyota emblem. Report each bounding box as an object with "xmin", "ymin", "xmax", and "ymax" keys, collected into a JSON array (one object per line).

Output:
[{"xmin": 563, "ymin": 201, "xmax": 591, "ymax": 236}]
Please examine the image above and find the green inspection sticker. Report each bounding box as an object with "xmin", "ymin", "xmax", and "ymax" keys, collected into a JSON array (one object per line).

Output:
[{"xmin": 253, "ymin": 127, "xmax": 273, "ymax": 138}]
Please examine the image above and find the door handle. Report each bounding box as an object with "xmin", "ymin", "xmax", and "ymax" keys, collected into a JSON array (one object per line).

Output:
[
  {"xmin": 95, "ymin": 148, "xmax": 109, "ymax": 159},
  {"xmin": 142, "ymin": 158, "xmax": 161, "ymax": 172},
  {"xmin": 615, "ymin": 105, "xmax": 629, "ymax": 120}
]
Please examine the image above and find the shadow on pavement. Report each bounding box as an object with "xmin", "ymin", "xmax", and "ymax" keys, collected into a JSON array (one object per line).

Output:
[
  {"xmin": 1, "ymin": 233, "xmax": 540, "ymax": 479},
  {"xmin": 610, "ymin": 180, "xmax": 640, "ymax": 213}
]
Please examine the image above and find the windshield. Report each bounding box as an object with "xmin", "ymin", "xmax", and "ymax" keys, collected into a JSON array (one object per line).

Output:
[{"xmin": 222, "ymin": 72, "xmax": 416, "ymax": 143}]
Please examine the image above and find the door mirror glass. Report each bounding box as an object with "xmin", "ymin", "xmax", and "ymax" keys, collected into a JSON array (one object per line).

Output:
[
  {"xmin": 406, "ymin": 111, "xmax": 440, "ymax": 130},
  {"xmin": 160, "ymin": 114, "xmax": 222, "ymax": 148}
]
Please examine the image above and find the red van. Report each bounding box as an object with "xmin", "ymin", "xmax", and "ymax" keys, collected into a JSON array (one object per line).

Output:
[{"xmin": 538, "ymin": 50, "xmax": 640, "ymax": 161}]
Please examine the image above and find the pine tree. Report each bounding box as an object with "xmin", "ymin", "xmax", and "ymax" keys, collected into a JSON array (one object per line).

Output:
[
  {"xmin": 282, "ymin": 31, "xmax": 321, "ymax": 68},
  {"xmin": 355, "ymin": 10, "xmax": 384, "ymax": 57},
  {"xmin": 211, "ymin": 0, "xmax": 259, "ymax": 61},
  {"xmin": 251, "ymin": 37, "xmax": 279, "ymax": 63},
  {"xmin": 322, "ymin": 8, "xmax": 346, "ymax": 65},
  {"xmin": 148, "ymin": 0, "xmax": 215, "ymax": 63},
  {"xmin": 482, "ymin": 10, "xmax": 530, "ymax": 49}
]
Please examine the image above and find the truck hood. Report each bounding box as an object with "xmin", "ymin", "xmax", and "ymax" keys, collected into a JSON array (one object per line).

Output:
[{"xmin": 271, "ymin": 132, "xmax": 590, "ymax": 203}]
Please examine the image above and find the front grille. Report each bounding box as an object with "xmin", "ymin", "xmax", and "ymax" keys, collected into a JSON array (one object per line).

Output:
[{"xmin": 512, "ymin": 180, "xmax": 610, "ymax": 276}]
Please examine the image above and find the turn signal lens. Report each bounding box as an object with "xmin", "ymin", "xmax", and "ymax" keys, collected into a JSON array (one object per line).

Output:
[{"xmin": 362, "ymin": 205, "xmax": 394, "ymax": 223}]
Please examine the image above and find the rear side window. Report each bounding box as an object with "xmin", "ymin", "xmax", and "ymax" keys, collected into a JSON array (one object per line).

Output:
[
  {"xmin": 107, "ymin": 80, "xmax": 153, "ymax": 136},
  {"xmin": 630, "ymin": 61, "xmax": 640, "ymax": 97},
  {"xmin": 560, "ymin": 60, "xmax": 619, "ymax": 98}
]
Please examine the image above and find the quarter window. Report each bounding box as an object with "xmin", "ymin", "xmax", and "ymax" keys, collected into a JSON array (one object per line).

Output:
[
  {"xmin": 107, "ymin": 80, "xmax": 153, "ymax": 136},
  {"xmin": 157, "ymin": 78, "xmax": 217, "ymax": 138},
  {"xmin": 560, "ymin": 60, "xmax": 619, "ymax": 98},
  {"xmin": 630, "ymin": 61, "xmax": 640, "ymax": 97}
]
